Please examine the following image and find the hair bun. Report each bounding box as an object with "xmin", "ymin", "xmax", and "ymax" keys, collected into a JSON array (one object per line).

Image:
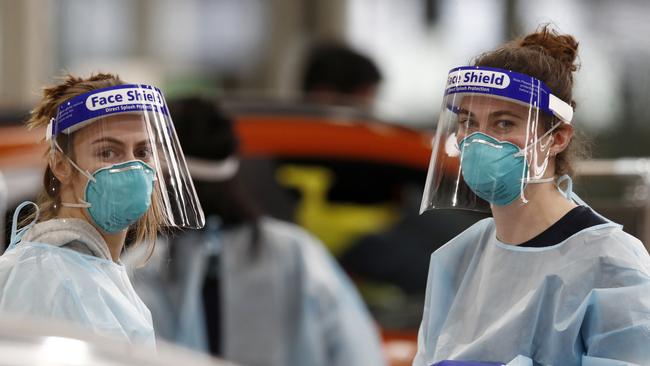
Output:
[{"xmin": 519, "ymin": 25, "xmax": 579, "ymax": 72}]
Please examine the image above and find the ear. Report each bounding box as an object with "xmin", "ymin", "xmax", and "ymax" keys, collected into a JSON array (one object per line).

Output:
[
  {"xmin": 550, "ymin": 123, "xmax": 573, "ymax": 156},
  {"xmin": 49, "ymin": 150, "xmax": 74, "ymax": 185}
]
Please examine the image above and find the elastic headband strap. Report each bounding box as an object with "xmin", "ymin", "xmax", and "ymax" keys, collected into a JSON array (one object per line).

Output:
[
  {"xmin": 47, "ymin": 83, "xmax": 169, "ymax": 138},
  {"xmin": 445, "ymin": 66, "xmax": 573, "ymax": 124},
  {"xmin": 185, "ymin": 156, "xmax": 240, "ymax": 182}
]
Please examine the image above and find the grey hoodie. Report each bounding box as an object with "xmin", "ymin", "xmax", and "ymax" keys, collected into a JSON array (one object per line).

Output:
[{"xmin": 22, "ymin": 218, "xmax": 113, "ymax": 261}]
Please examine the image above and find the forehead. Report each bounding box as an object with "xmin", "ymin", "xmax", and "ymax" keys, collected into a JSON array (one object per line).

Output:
[
  {"xmin": 458, "ymin": 94, "xmax": 530, "ymax": 115},
  {"xmin": 72, "ymin": 114, "xmax": 148, "ymax": 143}
]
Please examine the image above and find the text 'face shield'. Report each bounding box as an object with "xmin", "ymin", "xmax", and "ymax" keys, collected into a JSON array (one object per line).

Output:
[
  {"xmin": 420, "ymin": 66, "xmax": 573, "ymax": 213},
  {"xmin": 47, "ymin": 84, "xmax": 205, "ymax": 231}
]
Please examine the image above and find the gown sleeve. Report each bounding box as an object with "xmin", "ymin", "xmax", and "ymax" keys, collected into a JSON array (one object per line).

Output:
[
  {"xmin": 580, "ymin": 235, "xmax": 650, "ymax": 366},
  {"xmin": 0, "ymin": 246, "xmax": 147, "ymax": 345},
  {"xmin": 292, "ymin": 227, "xmax": 388, "ymax": 366}
]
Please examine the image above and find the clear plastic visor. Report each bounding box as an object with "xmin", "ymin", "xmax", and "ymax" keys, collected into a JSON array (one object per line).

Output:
[
  {"xmin": 420, "ymin": 92, "xmax": 562, "ymax": 213},
  {"xmin": 48, "ymin": 85, "xmax": 205, "ymax": 230}
]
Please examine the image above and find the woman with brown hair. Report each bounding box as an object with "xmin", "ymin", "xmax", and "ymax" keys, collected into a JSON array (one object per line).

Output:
[
  {"xmin": 414, "ymin": 26, "xmax": 650, "ymax": 365},
  {"xmin": 0, "ymin": 74, "xmax": 204, "ymax": 346}
]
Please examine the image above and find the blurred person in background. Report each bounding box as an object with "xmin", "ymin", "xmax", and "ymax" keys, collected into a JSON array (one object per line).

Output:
[
  {"xmin": 126, "ymin": 96, "xmax": 387, "ymax": 366},
  {"xmin": 302, "ymin": 41, "xmax": 382, "ymax": 109},
  {"xmin": 414, "ymin": 26, "xmax": 650, "ymax": 366},
  {"xmin": 295, "ymin": 41, "xmax": 388, "ymax": 247},
  {"xmin": 0, "ymin": 73, "xmax": 205, "ymax": 347}
]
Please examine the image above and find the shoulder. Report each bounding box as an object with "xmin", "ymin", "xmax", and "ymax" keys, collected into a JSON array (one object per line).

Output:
[
  {"xmin": 0, "ymin": 244, "xmax": 92, "ymax": 317},
  {"xmin": 0, "ymin": 242, "xmax": 81, "ymax": 273},
  {"xmin": 258, "ymin": 216, "xmax": 332, "ymax": 262},
  {"xmin": 431, "ymin": 217, "xmax": 495, "ymax": 259},
  {"xmin": 254, "ymin": 217, "xmax": 328, "ymax": 259},
  {"xmin": 577, "ymin": 225, "xmax": 650, "ymax": 275},
  {"xmin": 4, "ymin": 241, "xmax": 112, "ymax": 280},
  {"xmin": 1, "ymin": 242, "xmax": 102, "ymax": 271},
  {"xmin": 447, "ymin": 217, "xmax": 494, "ymax": 243},
  {"xmin": 258, "ymin": 217, "xmax": 319, "ymax": 245},
  {"xmin": 0, "ymin": 242, "xmax": 115, "ymax": 299},
  {"xmin": 258, "ymin": 217, "xmax": 357, "ymax": 294},
  {"xmin": 261, "ymin": 217, "xmax": 342, "ymax": 265},
  {"xmin": 417, "ymin": 217, "xmax": 495, "ymax": 295}
]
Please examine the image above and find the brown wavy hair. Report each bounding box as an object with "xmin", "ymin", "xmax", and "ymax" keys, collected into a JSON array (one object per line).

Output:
[
  {"xmin": 25, "ymin": 73, "xmax": 165, "ymax": 263},
  {"xmin": 473, "ymin": 24, "xmax": 586, "ymax": 177}
]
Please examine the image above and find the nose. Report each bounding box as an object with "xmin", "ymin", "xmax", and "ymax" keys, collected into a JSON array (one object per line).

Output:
[
  {"xmin": 470, "ymin": 120, "xmax": 490, "ymax": 134},
  {"xmin": 457, "ymin": 122, "xmax": 487, "ymax": 141}
]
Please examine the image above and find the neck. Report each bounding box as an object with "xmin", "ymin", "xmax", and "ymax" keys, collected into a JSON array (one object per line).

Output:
[
  {"xmin": 491, "ymin": 182, "xmax": 576, "ymax": 245},
  {"xmin": 57, "ymin": 205, "xmax": 126, "ymax": 262},
  {"xmin": 102, "ymin": 231, "xmax": 127, "ymax": 262}
]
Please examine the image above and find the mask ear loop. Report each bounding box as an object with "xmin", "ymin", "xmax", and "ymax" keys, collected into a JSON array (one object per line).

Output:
[
  {"xmin": 513, "ymin": 120, "xmax": 563, "ymax": 159},
  {"xmin": 8, "ymin": 201, "xmax": 40, "ymax": 250},
  {"xmin": 51, "ymin": 140, "xmax": 96, "ymax": 183},
  {"xmin": 525, "ymin": 176, "xmax": 555, "ymax": 184},
  {"xmin": 514, "ymin": 119, "xmax": 565, "ymax": 203},
  {"xmin": 556, "ymin": 174, "xmax": 573, "ymax": 201},
  {"xmin": 51, "ymin": 139, "xmax": 95, "ymax": 209}
]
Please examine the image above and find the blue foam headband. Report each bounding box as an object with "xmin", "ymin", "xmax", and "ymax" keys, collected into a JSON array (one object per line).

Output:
[
  {"xmin": 445, "ymin": 66, "xmax": 573, "ymax": 124},
  {"xmin": 46, "ymin": 84, "xmax": 169, "ymax": 139}
]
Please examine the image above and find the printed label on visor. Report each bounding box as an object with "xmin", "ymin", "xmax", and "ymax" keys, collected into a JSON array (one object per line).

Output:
[
  {"xmin": 85, "ymin": 87, "xmax": 164, "ymax": 111},
  {"xmin": 447, "ymin": 69, "xmax": 511, "ymax": 90},
  {"xmin": 52, "ymin": 84, "xmax": 169, "ymax": 136},
  {"xmin": 444, "ymin": 66, "xmax": 573, "ymax": 123}
]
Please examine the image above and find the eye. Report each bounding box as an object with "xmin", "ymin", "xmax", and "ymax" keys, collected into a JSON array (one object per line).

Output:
[
  {"xmin": 458, "ymin": 115, "xmax": 478, "ymax": 128},
  {"xmin": 495, "ymin": 119, "xmax": 515, "ymax": 130},
  {"xmin": 97, "ymin": 148, "xmax": 117, "ymax": 161},
  {"xmin": 135, "ymin": 146, "xmax": 153, "ymax": 161}
]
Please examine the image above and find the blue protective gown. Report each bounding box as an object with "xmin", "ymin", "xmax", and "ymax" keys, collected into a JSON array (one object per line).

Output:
[
  {"xmin": 0, "ymin": 210, "xmax": 155, "ymax": 347},
  {"xmin": 413, "ymin": 207, "xmax": 650, "ymax": 366},
  {"xmin": 125, "ymin": 216, "xmax": 387, "ymax": 366}
]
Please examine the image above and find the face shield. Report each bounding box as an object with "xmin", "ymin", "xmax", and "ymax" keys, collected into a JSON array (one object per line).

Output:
[
  {"xmin": 420, "ymin": 66, "xmax": 573, "ymax": 213},
  {"xmin": 46, "ymin": 84, "xmax": 205, "ymax": 233}
]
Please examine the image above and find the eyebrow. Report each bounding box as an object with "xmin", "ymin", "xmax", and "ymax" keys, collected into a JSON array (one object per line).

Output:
[
  {"xmin": 489, "ymin": 110, "xmax": 524, "ymax": 120},
  {"xmin": 458, "ymin": 108, "xmax": 471, "ymax": 115},
  {"xmin": 135, "ymin": 140, "xmax": 152, "ymax": 148},
  {"xmin": 91, "ymin": 137, "xmax": 151, "ymax": 147},
  {"xmin": 91, "ymin": 137, "xmax": 125, "ymax": 147},
  {"xmin": 458, "ymin": 108, "xmax": 523, "ymax": 120}
]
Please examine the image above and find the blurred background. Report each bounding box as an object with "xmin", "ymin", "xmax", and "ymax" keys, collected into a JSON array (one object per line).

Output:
[
  {"xmin": 1, "ymin": 1, "xmax": 650, "ymax": 365},
  {"xmin": 1, "ymin": 0, "xmax": 649, "ymax": 135}
]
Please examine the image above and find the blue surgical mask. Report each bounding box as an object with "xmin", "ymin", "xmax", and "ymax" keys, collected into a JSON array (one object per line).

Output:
[
  {"xmin": 63, "ymin": 160, "xmax": 156, "ymax": 233},
  {"xmin": 459, "ymin": 132, "xmax": 531, "ymax": 206}
]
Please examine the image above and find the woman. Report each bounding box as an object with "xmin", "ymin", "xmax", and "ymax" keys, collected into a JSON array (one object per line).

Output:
[
  {"xmin": 414, "ymin": 26, "xmax": 650, "ymax": 365},
  {"xmin": 125, "ymin": 97, "xmax": 387, "ymax": 366},
  {"xmin": 0, "ymin": 74, "xmax": 204, "ymax": 347}
]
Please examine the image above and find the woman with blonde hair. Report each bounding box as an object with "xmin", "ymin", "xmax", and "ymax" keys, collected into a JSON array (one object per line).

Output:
[
  {"xmin": 415, "ymin": 26, "xmax": 650, "ymax": 365},
  {"xmin": 0, "ymin": 73, "xmax": 204, "ymax": 347}
]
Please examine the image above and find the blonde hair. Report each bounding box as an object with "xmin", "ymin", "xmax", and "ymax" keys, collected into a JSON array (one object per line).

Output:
[{"xmin": 26, "ymin": 73, "xmax": 166, "ymax": 263}]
